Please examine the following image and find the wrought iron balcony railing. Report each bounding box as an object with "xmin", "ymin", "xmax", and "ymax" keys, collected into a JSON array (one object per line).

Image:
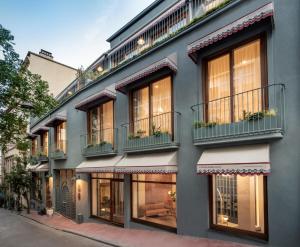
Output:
[
  {"xmin": 80, "ymin": 128, "xmax": 118, "ymax": 157},
  {"xmin": 58, "ymin": 0, "xmax": 230, "ymax": 103},
  {"xmin": 122, "ymin": 111, "xmax": 181, "ymax": 152},
  {"xmin": 50, "ymin": 141, "xmax": 67, "ymax": 160},
  {"xmin": 191, "ymin": 84, "xmax": 285, "ymax": 145}
]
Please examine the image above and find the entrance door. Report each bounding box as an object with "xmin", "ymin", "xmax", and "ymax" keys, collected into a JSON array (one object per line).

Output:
[
  {"xmin": 98, "ymin": 179, "xmax": 111, "ymax": 220},
  {"xmin": 55, "ymin": 169, "xmax": 76, "ymax": 219},
  {"xmin": 112, "ymin": 180, "xmax": 124, "ymax": 224}
]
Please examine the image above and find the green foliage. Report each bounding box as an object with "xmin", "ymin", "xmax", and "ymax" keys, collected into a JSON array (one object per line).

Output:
[
  {"xmin": 243, "ymin": 109, "xmax": 277, "ymax": 121},
  {"xmin": 0, "ymin": 24, "xmax": 57, "ymax": 151},
  {"xmin": 194, "ymin": 121, "xmax": 217, "ymax": 128}
]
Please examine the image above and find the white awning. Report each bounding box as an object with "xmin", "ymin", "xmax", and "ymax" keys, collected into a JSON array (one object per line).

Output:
[
  {"xmin": 115, "ymin": 56, "xmax": 177, "ymax": 93},
  {"xmin": 187, "ymin": 3, "xmax": 274, "ymax": 62},
  {"xmin": 26, "ymin": 163, "xmax": 41, "ymax": 172},
  {"xmin": 115, "ymin": 152, "xmax": 177, "ymax": 174},
  {"xmin": 45, "ymin": 111, "xmax": 67, "ymax": 127},
  {"xmin": 36, "ymin": 163, "xmax": 49, "ymax": 172},
  {"xmin": 76, "ymin": 156, "xmax": 122, "ymax": 173},
  {"xmin": 75, "ymin": 84, "xmax": 116, "ymax": 111},
  {"xmin": 197, "ymin": 144, "xmax": 270, "ymax": 175}
]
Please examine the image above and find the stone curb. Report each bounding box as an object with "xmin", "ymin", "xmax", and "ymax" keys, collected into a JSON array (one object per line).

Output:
[{"xmin": 18, "ymin": 213, "xmax": 124, "ymax": 247}]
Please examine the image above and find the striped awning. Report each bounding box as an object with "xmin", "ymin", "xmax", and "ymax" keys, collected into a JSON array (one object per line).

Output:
[
  {"xmin": 197, "ymin": 144, "xmax": 270, "ymax": 175},
  {"xmin": 75, "ymin": 85, "xmax": 116, "ymax": 111},
  {"xmin": 187, "ymin": 3, "xmax": 274, "ymax": 62},
  {"xmin": 45, "ymin": 111, "xmax": 67, "ymax": 127},
  {"xmin": 76, "ymin": 156, "xmax": 122, "ymax": 173},
  {"xmin": 115, "ymin": 152, "xmax": 177, "ymax": 174},
  {"xmin": 36, "ymin": 163, "xmax": 49, "ymax": 172},
  {"xmin": 115, "ymin": 57, "xmax": 177, "ymax": 93},
  {"xmin": 26, "ymin": 163, "xmax": 41, "ymax": 172}
]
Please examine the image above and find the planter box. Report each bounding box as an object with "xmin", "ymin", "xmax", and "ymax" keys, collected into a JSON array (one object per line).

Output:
[
  {"xmin": 194, "ymin": 116, "xmax": 282, "ymax": 142},
  {"xmin": 51, "ymin": 151, "xmax": 67, "ymax": 160},
  {"xmin": 83, "ymin": 143, "xmax": 114, "ymax": 156},
  {"xmin": 126, "ymin": 133, "xmax": 172, "ymax": 150}
]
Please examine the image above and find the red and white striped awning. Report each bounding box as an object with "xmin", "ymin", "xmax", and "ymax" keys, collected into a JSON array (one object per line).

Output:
[
  {"xmin": 115, "ymin": 152, "xmax": 177, "ymax": 174},
  {"xmin": 187, "ymin": 3, "xmax": 274, "ymax": 62},
  {"xmin": 115, "ymin": 57, "xmax": 177, "ymax": 93},
  {"xmin": 75, "ymin": 85, "xmax": 116, "ymax": 111},
  {"xmin": 197, "ymin": 144, "xmax": 270, "ymax": 175}
]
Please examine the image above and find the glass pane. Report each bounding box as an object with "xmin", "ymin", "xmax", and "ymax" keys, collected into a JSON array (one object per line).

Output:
[
  {"xmin": 133, "ymin": 87, "xmax": 149, "ymax": 137},
  {"xmin": 212, "ymin": 175, "xmax": 265, "ymax": 233},
  {"xmin": 101, "ymin": 101, "xmax": 114, "ymax": 145},
  {"xmin": 56, "ymin": 122, "xmax": 66, "ymax": 153},
  {"xmin": 92, "ymin": 179, "xmax": 97, "ymax": 215},
  {"xmin": 132, "ymin": 174, "xmax": 175, "ymax": 183},
  {"xmin": 207, "ymin": 54, "xmax": 231, "ymax": 123},
  {"xmin": 98, "ymin": 179, "xmax": 111, "ymax": 220},
  {"xmin": 42, "ymin": 132, "xmax": 48, "ymax": 156},
  {"xmin": 112, "ymin": 181, "xmax": 124, "ymax": 224},
  {"xmin": 89, "ymin": 108, "xmax": 99, "ymax": 145},
  {"xmin": 151, "ymin": 77, "xmax": 172, "ymax": 134},
  {"xmin": 132, "ymin": 174, "xmax": 176, "ymax": 228},
  {"xmin": 233, "ymin": 39, "xmax": 262, "ymax": 121}
]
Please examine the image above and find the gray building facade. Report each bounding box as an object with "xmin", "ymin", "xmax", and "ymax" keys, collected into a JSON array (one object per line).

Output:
[{"xmin": 30, "ymin": 0, "xmax": 300, "ymax": 246}]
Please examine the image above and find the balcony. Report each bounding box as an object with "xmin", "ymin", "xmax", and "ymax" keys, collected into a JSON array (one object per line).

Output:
[
  {"xmin": 50, "ymin": 141, "xmax": 67, "ymax": 160},
  {"xmin": 80, "ymin": 128, "xmax": 118, "ymax": 157},
  {"xmin": 122, "ymin": 111, "xmax": 181, "ymax": 153},
  {"xmin": 58, "ymin": 0, "xmax": 231, "ymax": 103},
  {"xmin": 191, "ymin": 84, "xmax": 285, "ymax": 146}
]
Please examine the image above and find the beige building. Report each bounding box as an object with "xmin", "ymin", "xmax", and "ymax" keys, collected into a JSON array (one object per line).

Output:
[{"xmin": 24, "ymin": 50, "xmax": 77, "ymax": 97}]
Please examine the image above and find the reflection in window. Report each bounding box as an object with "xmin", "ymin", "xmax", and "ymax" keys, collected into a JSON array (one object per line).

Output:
[
  {"xmin": 132, "ymin": 174, "xmax": 176, "ymax": 228},
  {"xmin": 212, "ymin": 175, "xmax": 265, "ymax": 234},
  {"xmin": 41, "ymin": 131, "xmax": 48, "ymax": 156},
  {"xmin": 55, "ymin": 122, "xmax": 66, "ymax": 153}
]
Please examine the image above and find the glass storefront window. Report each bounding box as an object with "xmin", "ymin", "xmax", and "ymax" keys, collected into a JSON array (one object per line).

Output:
[
  {"xmin": 212, "ymin": 175, "xmax": 265, "ymax": 234},
  {"xmin": 91, "ymin": 173, "xmax": 124, "ymax": 224},
  {"xmin": 132, "ymin": 174, "xmax": 176, "ymax": 229}
]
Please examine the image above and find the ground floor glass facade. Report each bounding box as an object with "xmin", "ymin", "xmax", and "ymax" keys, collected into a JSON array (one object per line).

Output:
[{"xmin": 132, "ymin": 174, "xmax": 176, "ymax": 229}]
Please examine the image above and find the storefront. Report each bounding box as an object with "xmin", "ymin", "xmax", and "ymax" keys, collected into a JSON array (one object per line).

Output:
[{"xmin": 197, "ymin": 144, "xmax": 269, "ymax": 239}]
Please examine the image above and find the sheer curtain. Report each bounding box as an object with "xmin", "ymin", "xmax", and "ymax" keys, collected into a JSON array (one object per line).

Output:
[
  {"xmin": 233, "ymin": 39, "xmax": 261, "ymax": 121},
  {"xmin": 151, "ymin": 77, "xmax": 172, "ymax": 133},
  {"xmin": 133, "ymin": 87, "xmax": 149, "ymax": 136},
  {"xmin": 207, "ymin": 54, "xmax": 231, "ymax": 123}
]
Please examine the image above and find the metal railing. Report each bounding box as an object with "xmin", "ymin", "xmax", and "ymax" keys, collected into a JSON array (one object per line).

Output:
[
  {"xmin": 31, "ymin": 145, "xmax": 49, "ymax": 163},
  {"xmin": 80, "ymin": 128, "xmax": 117, "ymax": 157},
  {"xmin": 122, "ymin": 111, "xmax": 181, "ymax": 152},
  {"xmin": 50, "ymin": 141, "xmax": 67, "ymax": 159},
  {"xmin": 58, "ymin": 0, "xmax": 230, "ymax": 103},
  {"xmin": 191, "ymin": 84, "xmax": 285, "ymax": 143}
]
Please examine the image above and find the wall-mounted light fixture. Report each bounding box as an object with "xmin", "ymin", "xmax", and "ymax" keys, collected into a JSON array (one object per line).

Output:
[{"xmin": 97, "ymin": 66, "xmax": 103, "ymax": 72}]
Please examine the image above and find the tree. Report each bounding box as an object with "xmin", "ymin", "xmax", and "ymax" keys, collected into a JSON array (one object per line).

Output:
[{"xmin": 0, "ymin": 24, "xmax": 57, "ymax": 151}]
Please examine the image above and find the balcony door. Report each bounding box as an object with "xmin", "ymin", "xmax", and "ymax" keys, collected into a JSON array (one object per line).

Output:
[
  {"xmin": 206, "ymin": 38, "xmax": 265, "ymax": 123},
  {"xmin": 132, "ymin": 76, "xmax": 172, "ymax": 137}
]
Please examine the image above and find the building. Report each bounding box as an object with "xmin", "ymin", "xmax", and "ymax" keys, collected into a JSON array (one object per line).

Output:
[{"xmin": 29, "ymin": 0, "xmax": 300, "ymax": 246}]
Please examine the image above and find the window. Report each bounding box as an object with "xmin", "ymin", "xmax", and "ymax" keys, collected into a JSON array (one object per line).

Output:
[
  {"xmin": 206, "ymin": 39, "xmax": 264, "ymax": 123},
  {"xmin": 132, "ymin": 174, "xmax": 176, "ymax": 229},
  {"xmin": 31, "ymin": 138, "xmax": 38, "ymax": 156},
  {"xmin": 88, "ymin": 100, "xmax": 114, "ymax": 146},
  {"xmin": 131, "ymin": 76, "xmax": 172, "ymax": 137},
  {"xmin": 41, "ymin": 131, "xmax": 48, "ymax": 156},
  {"xmin": 55, "ymin": 122, "xmax": 66, "ymax": 153},
  {"xmin": 91, "ymin": 173, "xmax": 124, "ymax": 224},
  {"xmin": 211, "ymin": 175, "xmax": 266, "ymax": 236}
]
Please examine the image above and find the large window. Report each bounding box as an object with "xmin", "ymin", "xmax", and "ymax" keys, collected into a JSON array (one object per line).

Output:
[
  {"xmin": 131, "ymin": 76, "xmax": 172, "ymax": 137},
  {"xmin": 31, "ymin": 138, "xmax": 38, "ymax": 156},
  {"xmin": 91, "ymin": 173, "xmax": 124, "ymax": 225},
  {"xmin": 206, "ymin": 38, "xmax": 264, "ymax": 123},
  {"xmin": 55, "ymin": 122, "xmax": 66, "ymax": 153},
  {"xmin": 211, "ymin": 175, "xmax": 266, "ymax": 236},
  {"xmin": 41, "ymin": 131, "xmax": 48, "ymax": 156},
  {"xmin": 88, "ymin": 100, "xmax": 114, "ymax": 146},
  {"xmin": 132, "ymin": 174, "xmax": 176, "ymax": 229}
]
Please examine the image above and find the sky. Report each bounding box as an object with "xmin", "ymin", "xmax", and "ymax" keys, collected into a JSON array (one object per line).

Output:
[{"xmin": 0, "ymin": 0, "xmax": 154, "ymax": 69}]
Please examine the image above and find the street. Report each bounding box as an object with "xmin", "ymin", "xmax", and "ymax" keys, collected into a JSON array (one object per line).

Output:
[{"xmin": 0, "ymin": 209, "xmax": 111, "ymax": 247}]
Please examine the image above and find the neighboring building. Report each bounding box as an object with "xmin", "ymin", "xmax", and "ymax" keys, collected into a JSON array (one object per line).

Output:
[
  {"xmin": 23, "ymin": 49, "xmax": 77, "ymax": 97},
  {"xmin": 29, "ymin": 0, "xmax": 300, "ymax": 246}
]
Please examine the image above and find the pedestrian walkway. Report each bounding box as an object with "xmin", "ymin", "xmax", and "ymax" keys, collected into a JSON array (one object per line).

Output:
[{"xmin": 20, "ymin": 211, "xmax": 254, "ymax": 247}]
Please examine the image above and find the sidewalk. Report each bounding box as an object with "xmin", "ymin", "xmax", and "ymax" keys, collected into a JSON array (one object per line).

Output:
[{"xmin": 20, "ymin": 211, "xmax": 254, "ymax": 247}]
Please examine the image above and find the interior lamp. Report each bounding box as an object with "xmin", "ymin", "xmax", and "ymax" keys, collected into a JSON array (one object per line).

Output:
[{"xmin": 137, "ymin": 38, "xmax": 145, "ymax": 46}]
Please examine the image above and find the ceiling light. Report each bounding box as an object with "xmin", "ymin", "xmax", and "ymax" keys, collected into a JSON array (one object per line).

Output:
[
  {"xmin": 97, "ymin": 66, "xmax": 103, "ymax": 72},
  {"xmin": 137, "ymin": 38, "xmax": 145, "ymax": 46}
]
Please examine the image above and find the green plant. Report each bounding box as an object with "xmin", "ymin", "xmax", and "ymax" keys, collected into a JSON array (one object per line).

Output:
[
  {"xmin": 194, "ymin": 121, "xmax": 217, "ymax": 128},
  {"xmin": 99, "ymin": 141, "xmax": 107, "ymax": 146},
  {"xmin": 243, "ymin": 109, "xmax": 277, "ymax": 121},
  {"xmin": 168, "ymin": 191, "xmax": 176, "ymax": 202},
  {"xmin": 128, "ymin": 134, "xmax": 141, "ymax": 140}
]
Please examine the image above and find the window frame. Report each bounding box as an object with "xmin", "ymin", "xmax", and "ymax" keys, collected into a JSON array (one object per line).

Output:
[
  {"xmin": 128, "ymin": 74, "xmax": 174, "ymax": 138},
  {"xmin": 90, "ymin": 173, "xmax": 124, "ymax": 226},
  {"xmin": 130, "ymin": 174, "xmax": 177, "ymax": 232},
  {"xmin": 54, "ymin": 121, "xmax": 67, "ymax": 153},
  {"xmin": 202, "ymin": 33, "xmax": 268, "ymax": 123},
  {"xmin": 208, "ymin": 175, "xmax": 269, "ymax": 240},
  {"xmin": 86, "ymin": 99, "xmax": 115, "ymax": 145}
]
